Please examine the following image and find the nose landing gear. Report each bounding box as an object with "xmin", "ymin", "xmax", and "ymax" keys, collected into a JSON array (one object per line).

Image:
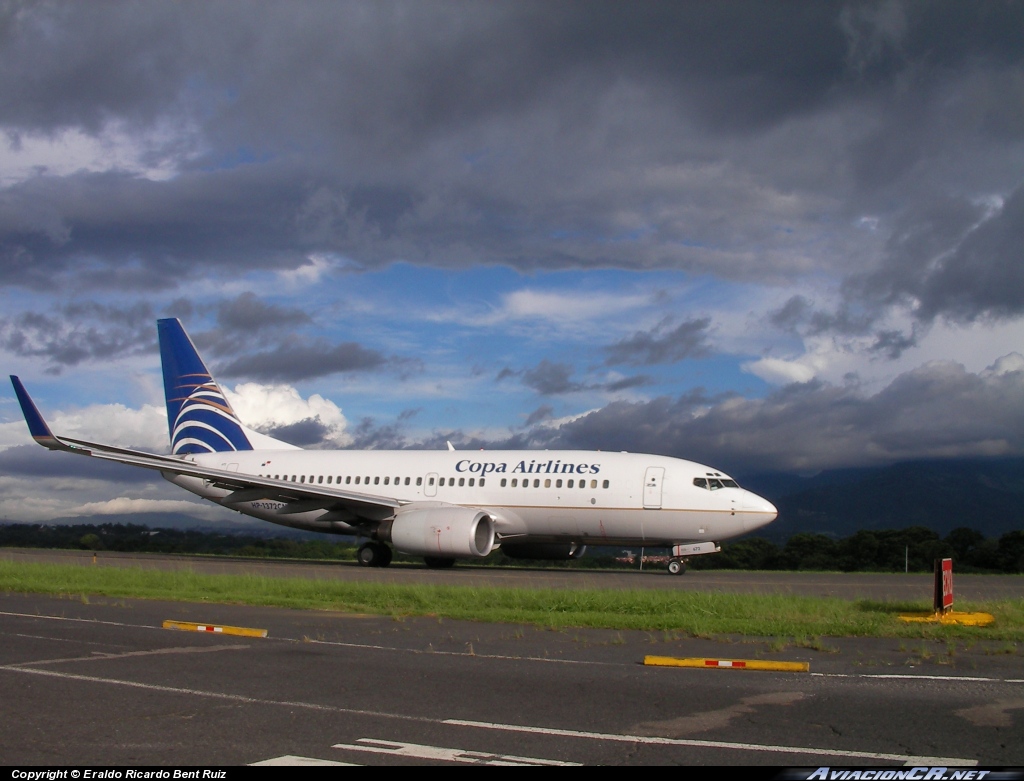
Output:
[{"xmin": 667, "ymin": 558, "xmax": 687, "ymax": 576}]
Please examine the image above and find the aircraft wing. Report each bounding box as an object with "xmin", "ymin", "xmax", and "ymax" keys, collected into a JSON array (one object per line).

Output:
[{"xmin": 10, "ymin": 376, "xmax": 402, "ymax": 522}]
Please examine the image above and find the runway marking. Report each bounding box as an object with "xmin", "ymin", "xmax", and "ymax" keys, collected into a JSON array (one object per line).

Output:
[
  {"xmin": 0, "ymin": 610, "xmax": 152, "ymax": 628},
  {"xmin": 331, "ymin": 738, "xmax": 580, "ymax": 766},
  {"xmin": 251, "ymin": 755, "xmax": 357, "ymax": 766},
  {"xmin": 442, "ymin": 720, "xmax": 976, "ymax": 766},
  {"xmin": 9, "ymin": 643, "xmax": 250, "ymax": 667},
  {"xmin": 810, "ymin": 672, "xmax": 1024, "ymax": 683},
  {"xmin": 0, "ymin": 664, "xmax": 976, "ymax": 766}
]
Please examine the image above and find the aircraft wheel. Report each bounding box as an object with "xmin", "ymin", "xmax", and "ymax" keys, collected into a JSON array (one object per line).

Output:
[
  {"xmin": 357, "ymin": 543, "xmax": 379, "ymax": 567},
  {"xmin": 377, "ymin": 544, "xmax": 393, "ymax": 568},
  {"xmin": 667, "ymin": 558, "xmax": 686, "ymax": 576},
  {"xmin": 423, "ymin": 556, "xmax": 456, "ymax": 569}
]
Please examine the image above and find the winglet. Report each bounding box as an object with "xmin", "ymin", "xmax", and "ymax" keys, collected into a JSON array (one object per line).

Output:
[{"xmin": 9, "ymin": 376, "xmax": 66, "ymax": 450}]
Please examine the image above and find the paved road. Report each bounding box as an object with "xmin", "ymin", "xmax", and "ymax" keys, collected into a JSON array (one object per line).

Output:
[
  {"xmin": 0, "ymin": 590, "xmax": 1021, "ymax": 766},
  {"xmin": 3, "ymin": 547, "xmax": 1023, "ymax": 601}
]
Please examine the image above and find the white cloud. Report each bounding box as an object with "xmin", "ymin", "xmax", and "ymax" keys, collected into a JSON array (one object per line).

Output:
[
  {"xmin": 224, "ymin": 382, "xmax": 351, "ymax": 446},
  {"xmin": 70, "ymin": 497, "xmax": 224, "ymax": 519},
  {"xmin": 0, "ymin": 403, "xmax": 168, "ymax": 453},
  {"xmin": 742, "ymin": 357, "xmax": 817, "ymax": 385},
  {"xmin": 0, "ymin": 119, "xmax": 202, "ymax": 187}
]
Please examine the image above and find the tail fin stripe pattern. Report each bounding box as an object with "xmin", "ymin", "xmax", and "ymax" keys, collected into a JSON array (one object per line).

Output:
[{"xmin": 158, "ymin": 318, "xmax": 253, "ymax": 455}]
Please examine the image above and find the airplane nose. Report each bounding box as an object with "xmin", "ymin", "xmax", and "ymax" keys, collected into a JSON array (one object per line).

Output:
[{"xmin": 741, "ymin": 491, "xmax": 777, "ymax": 531}]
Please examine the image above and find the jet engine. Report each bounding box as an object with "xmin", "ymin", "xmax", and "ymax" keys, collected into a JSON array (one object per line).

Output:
[
  {"xmin": 383, "ymin": 504, "xmax": 496, "ymax": 559},
  {"xmin": 501, "ymin": 542, "xmax": 587, "ymax": 561}
]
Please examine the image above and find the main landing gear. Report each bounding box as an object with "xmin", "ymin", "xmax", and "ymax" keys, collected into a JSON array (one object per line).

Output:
[
  {"xmin": 667, "ymin": 558, "xmax": 687, "ymax": 576},
  {"xmin": 357, "ymin": 542, "xmax": 392, "ymax": 568}
]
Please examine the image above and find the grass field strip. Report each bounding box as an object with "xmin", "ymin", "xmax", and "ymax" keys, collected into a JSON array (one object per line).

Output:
[{"xmin": 0, "ymin": 664, "xmax": 974, "ymax": 766}]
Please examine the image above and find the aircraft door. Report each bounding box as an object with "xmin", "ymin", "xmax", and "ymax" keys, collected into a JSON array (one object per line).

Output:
[
  {"xmin": 424, "ymin": 472, "xmax": 438, "ymax": 498},
  {"xmin": 643, "ymin": 467, "xmax": 664, "ymax": 509}
]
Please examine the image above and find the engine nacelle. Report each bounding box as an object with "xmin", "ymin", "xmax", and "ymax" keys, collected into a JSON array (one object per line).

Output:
[
  {"xmin": 386, "ymin": 504, "xmax": 496, "ymax": 559},
  {"xmin": 501, "ymin": 542, "xmax": 587, "ymax": 561}
]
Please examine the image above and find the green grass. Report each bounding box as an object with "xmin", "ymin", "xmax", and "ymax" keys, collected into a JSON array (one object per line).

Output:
[{"xmin": 1, "ymin": 560, "xmax": 1022, "ymax": 640}]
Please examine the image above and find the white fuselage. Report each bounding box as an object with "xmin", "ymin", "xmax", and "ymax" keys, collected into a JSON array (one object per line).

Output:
[{"xmin": 169, "ymin": 449, "xmax": 777, "ymax": 547}]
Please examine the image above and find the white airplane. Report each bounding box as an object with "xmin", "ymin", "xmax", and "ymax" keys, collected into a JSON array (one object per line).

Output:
[{"xmin": 10, "ymin": 319, "xmax": 777, "ymax": 574}]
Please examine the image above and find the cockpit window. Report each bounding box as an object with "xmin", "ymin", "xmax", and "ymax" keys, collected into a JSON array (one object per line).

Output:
[{"xmin": 694, "ymin": 476, "xmax": 739, "ymax": 490}]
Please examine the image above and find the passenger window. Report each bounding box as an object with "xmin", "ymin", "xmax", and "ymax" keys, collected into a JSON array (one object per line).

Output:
[
  {"xmin": 405, "ymin": 477, "xmax": 411, "ymax": 486},
  {"xmin": 468, "ymin": 478, "xmax": 474, "ymax": 487},
  {"xmin": 373, "ymin": 476, "xmax": 379, "ymax": 485},
  {"xmin": 318, "ymin": 475, "xmax": 323, "ymax": 484},
  {"xmin": 544, "ymin": 479, "xmax": 551, "ymax": 488},
  {"xmin": 501, "ymin": 478, "xmax": 507, "ymax": 487},
  {"xmin": 416, "ymin": 477, "xmax": 422, "ymax": 486},
  {"xmin": 300, "ymin": 475, "xmax": 306, "ymax": 483},
  {"xmin": 459, "ymin": 477, "xmax": 465, "ymax": 487},
  {"xmin": 534, "ymin": 479, "xmax": 540, "ymax": 488},
  {"xmin": 384, "ymin": 477, "xmax": 390, "ymax": 485},
  {"xmin": 511, "ymin": 478, "xmax": 517, "ymax": 487},
  {"xmin": 345, "ymin": 476, "xmax": 351, "ymax": 484},
  {"xmin": 603, "ymin": 480, "xmax": 609, "ymax": 489},
  {"xmin": 480, "ymin": 478, "xmax": 485, "ymax": 487},
  {"xmin": 556, "ymin": 479, "xmax": 562, "ymax": 488},
  {"xmin": 428, "ymin": 477, "xmax": 434, "ymax": 486},
  {"xmin": 567, "ymin": 479, "xmax": 574, "ymax": 488},
  {"xmin": 355, "ymin": 476, "xmax": 361, "ymax": 484},
  {"xmin": 590, "ymin": 479, "xmax": 597, "ymax": 489}
]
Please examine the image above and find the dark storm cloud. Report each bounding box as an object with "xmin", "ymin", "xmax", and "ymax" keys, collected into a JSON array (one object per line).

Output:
[
  {"xmin": 0, "ymin": 2, "xmax": 1020, "ymax": 292},
  {"xmin": 217, "ymin": 336, "xmax": 387, "ymax": 381},
  {"xmin": 853, "ymin": 187, "xmax": 1024, "ymax": 324},
  {"xmin": 522, "ymin": 405, "xmax": 554, "ymax": 428},
  {"xmin": 0, "ymin": 445, "xmax": 153, "ymax": 483},
  {"xmin": 522, "ymin": 361, "xmax": 582, "ymax": 396},
  {"xmin": 0, "ymin": 303, "xmax": 156, "ymax": 371},
  {"xmin": 519, "ymin": 358, "xmax": 1024, "ymax": 474},
  {"xmin": 603, "ymin": 317, "xmax": 711, "ymax": 366},
  {"xmin": 260, "ymin": 417, "xmax": 331, "ymax": 448},
  {"xmin": 512, "ymin": 360, "xmax": 651, "ymax": 396},
  {"xmin": 215, "ymin": 292, "xmax": 310, "ymax": 333}
]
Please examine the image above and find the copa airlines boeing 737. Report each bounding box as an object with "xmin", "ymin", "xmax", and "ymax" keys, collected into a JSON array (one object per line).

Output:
[{"xmin": 10, "ymin": 319, "xmax": 777, "ymax": 574}]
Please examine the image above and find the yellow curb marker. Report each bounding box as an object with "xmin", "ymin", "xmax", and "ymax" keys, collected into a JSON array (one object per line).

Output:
[
  {"xmin": 898, "ymin": 611, "xmax": 994, "ymax": 627},
  {"xmin": 644, "ymin": 655, "xmax": 809, "ymax": 672},
  {"xmin": 162, "ymin": 620, "xmax": 268, "ymax": 638}
]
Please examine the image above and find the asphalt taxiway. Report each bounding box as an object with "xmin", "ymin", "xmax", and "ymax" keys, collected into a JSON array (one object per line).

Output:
[{"xmin": 0, "ymin": 557, "xmax": 1022, "ymax": 766}]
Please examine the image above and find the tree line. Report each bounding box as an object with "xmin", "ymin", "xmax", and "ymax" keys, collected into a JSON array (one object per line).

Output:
[{"xmin": 0, "ymin": 522, "xmax": 1021, "ymax": 573}]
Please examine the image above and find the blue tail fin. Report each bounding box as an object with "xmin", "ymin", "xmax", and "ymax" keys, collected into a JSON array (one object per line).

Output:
[{"xmin": 157, "ymin": 318, "xmax": 253, "ymax": 455}]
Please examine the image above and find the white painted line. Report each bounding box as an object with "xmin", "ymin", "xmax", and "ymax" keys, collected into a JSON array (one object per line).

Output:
[
  {"xmin": 0, "ymin": 663, "xmax": 980, "ymax": 767},
  {"xmin": 332, "ymin": 738, "xmax": 580, "ymax": 766},
  {"xmin": 0, "ymin": 610, "xmax": 153, "ymax": 629},
  {"xmin": 811, "ymin": 672, "xmax": 1024, "ymax": 683},
  {"xmin": 251, "ymin": 755, "xmax": 358, "ymax": 766},
  {"xmin": 442, "ymin": 719, "xmax": 977, "ymax": 767},
  {"xmin": 11, "ymin": 644, "xmax": 249, "ymax": 667}
]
